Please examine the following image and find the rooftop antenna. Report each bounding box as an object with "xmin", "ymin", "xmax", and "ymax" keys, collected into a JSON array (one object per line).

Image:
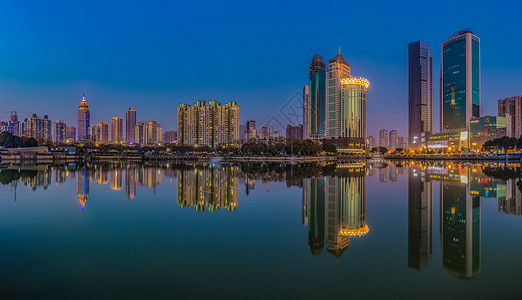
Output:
[{"xmin": 339, "ymin": 44, "xmax": 341, "ymax": 55}]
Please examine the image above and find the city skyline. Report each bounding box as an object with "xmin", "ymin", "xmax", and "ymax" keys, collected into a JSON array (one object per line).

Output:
[{"xmin": 0, "ymin": 1, "xmax": 521, "ymax": 138}]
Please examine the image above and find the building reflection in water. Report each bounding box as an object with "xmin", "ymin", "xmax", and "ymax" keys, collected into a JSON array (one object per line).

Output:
[
  {"xmin": 303, "ymin": 163, "xmax": 368, "ymax": 259},
  {"xmin": 77, "ymin": 166, "xmax": 89, "ymax": 211},
  {"xmin": 177, "ymin": 166, "xmax": 239, "ymax": 212},
  {"xmin": 408, "ymin": 165, "xmax": 432, "ymax": 270}
]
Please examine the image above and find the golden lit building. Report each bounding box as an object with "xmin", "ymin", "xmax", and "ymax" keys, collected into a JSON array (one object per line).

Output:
[
  {"xmin": 78, "ymin": 95, "xmax": 90, "ymax": 140},
  {"xmin": 111, "ymin": 117, "xmax": 123, "ymax": 144}
]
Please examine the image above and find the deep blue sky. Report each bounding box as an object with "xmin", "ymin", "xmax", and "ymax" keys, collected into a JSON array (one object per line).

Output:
[{"xmin": 0, "ymin": 0, "xmax": 521, "ymax": 137}]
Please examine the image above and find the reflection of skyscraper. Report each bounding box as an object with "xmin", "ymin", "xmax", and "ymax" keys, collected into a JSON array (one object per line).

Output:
[
  {"xmin": 304, "ymin": 164, "xmax": 368, "ymax": 259},
  {"xmin": 303, "ymin": 177, "xmax": 325, "ymax": 256},
  {"xmin": 77, "ymin": 167, "xmax": 89, "ymax": 210},
  {"xmin": 125, "ymin": 165, "xmax": 136, "ymax": 199},
  {"xmin": 499, "ymin": 178, "xmax": 522, "ymax": 216},
  {"xmin": 408, "ymin": 166, "xmax": 432, "ymax": 270},
  {"xmin": 110, "ymin": 168, "xmax": 123, "ymax": 191},
  {"xmin": 440, "ymin": 167, "xmax": 480, "ymax": 279}
]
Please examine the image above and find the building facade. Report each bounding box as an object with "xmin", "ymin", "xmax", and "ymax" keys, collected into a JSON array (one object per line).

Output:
[
  {"xmin": 53, "ymin": 120, "xmax": 66, "ymax": 142},
  {"xmin": 286, "ymin": 125, "xmax": 303, "ymax": 139},
  {"xmin": 177, "ymin": 100, "xmax": 240, "ymax": 147},
  {"xmin": 246, "ymin": 120, "xmax": 257, "ymax": 140},
  {"xmin": 309, "ymin": 55, "xmax": 326, "ymax": 139},
  {"xmin": 126, "ymin": 108, "xmax": 136, "ymax": 144},
  {"xmin": 163, "ymin": 130, "xmax": 177, "ymax": 143},
  {"xmin": 469, "ymin": 116, "xmax": 507, "ymax": 149},
  {"xmin": 326, "ymin": 51, "xmax": 351, "ymax": 138},
  {"xmin": 408, "ymin": 41, "xmax": 433, "ymax": 146},
  {"xmin": 441, "ymin": 30, "xmax": 480, "ymax": 131},
  {"xmin": 135, "ymin": 122, "xmax": 144, "ymax": 145},
  {"xmin": 339, "ymin": 77, "xmax": 369, "ymax": 140},
  {"xmin": 65, "ymin": 126, "xmax": 76, "ymax": 141},
  {"xmin": 389, "ymin": 130, "xmax": 398, "ymax": 150},
  {"xmin": 21, "ymin": 113, "xmax": 52, "ymax": 141},
  {"xmin": 302, "ymin": 85, "xmax": 310, "ymax": 139},
  {"xmin": 379, "ymin": 129, "xmax": 389, "ymax": 148},
  {"xmin": 77, "ymin": 95, "xmax": 90, "ymax": 140},
  {"xmin": 111, "ymin": 117, "xmax": 123, "ymax": 143},
  {"xmin": 498, "ymin": 95, "xmax": 522, "ymax": 138}
]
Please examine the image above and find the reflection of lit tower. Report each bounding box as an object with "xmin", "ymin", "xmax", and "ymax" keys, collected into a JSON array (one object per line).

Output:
[
  {"xmin": 440, "ymin": 166, "xmax": 480, "ymax": 279},
  {"xmin": 110, "ymin": 168, "xmax": 123, "ymax": 191},
  {"xmin": 325, "ymin": 164, "xmax": 368, "ymax": 259},
  {"xmin": 77, "ymin": 167, "xmax": 89, "ymax": 210},
  {"xmin": 303, "ymin": 177, "xmax": 325, "ymax": 256},
  {"xmin": 125, "ymin": 165, "xmax": 136, "ymax": 199},
  {"xmin": 408, "ymin": 166, "xmax": 432, "ymax": 270}
]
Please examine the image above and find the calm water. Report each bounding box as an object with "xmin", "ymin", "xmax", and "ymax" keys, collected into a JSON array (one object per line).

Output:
[{"xmin": 0, "ymin": 161, "xmax": 520, "ymax": 299}]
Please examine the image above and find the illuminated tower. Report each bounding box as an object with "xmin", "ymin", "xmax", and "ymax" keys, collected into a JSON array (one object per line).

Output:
[
  {"xmin": 408, "ymin": 41, "xmax": 433, "ymax": 146},
  {"xmin": 77, "ymin": 94, "xmax": 90, "ymax": 140},
  {"xmin": 77, "ymin": 166, "xmax": 89, "ymax": 211},
  {"xmin": 326, "ymin": 48, "xmax": 351, "ymax": 138},
  {"xmin": 340, "ymin": 77, "xmax": 369, "ymax": 139},
  {"xmin": 309, "ymin": 55, "xmax": 326, "ymax": 139},
  {"xmin": 125, "ymin": 108, "xmax": 136, "ymax": 144},
  {"xmin": 441, "ymin": 30, "xmax": 480, "ymax": 131},
  {"xmin": 111, "ymin": 117, "xmax": 123, "ymax": 143}
]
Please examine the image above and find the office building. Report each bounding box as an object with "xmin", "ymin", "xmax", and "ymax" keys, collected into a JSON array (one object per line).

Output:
[
  {"xmin": 77, "ymin": 94, "xmax": 90, "ymax": 140},
  {"xmin": 389, "ymin": 130, "xmax": 398, "ymax": 150},
  {"xmin": 469, "ymin": 116, "xmax": 507, "ymax": 148},
  {"xmin": 98, "ymin": 122, "xmax": 109, "ymax": 144},
  {"xmin": 286, "ymin": 125, "xmax": 303, "ymax": 139},
  {"xmin": 308, "ymin": 55, "xmax": 326, "ymax": 139},
  {"xmin": 408, "ymin": 41, "xmax": 433, "ymax": 147},
  {"xmin": 65, "ymin": 126, "xmax": 76, "ymax": 141},
  {"xmin": 339, "ymin": 77, "xmax": 369, "ymax": 140},
  {"xmin": 177, "ymin": 100, "xmax": 240, "ymax": 147},
  {"xmin": 498, "ymin": 95, "xmax": 522, "ymax": 138},
  {"xmin": 379, "ymin": 129, "xmax": 389, "ymax": 148},
  {"xmin": 302, "ymin": 85, "xmax": 310, "ymax": 139},
  {"xmin": 126, "ymin": 108, "xmax": 136, "ymax": 144},
  {"xmin": 326, "ymin": 50, "xmax": 351, "ymax": 138},
  {"xmin": 111, "ymin": 117, "xmax": 123, "ymax": 143},
  {"xmin": 441, "ymin": 30, "xmax": 480, "ymax": 131},
  {"xmin": 21, "ymin": 113, "xmax": 52, "ymax": 141}
]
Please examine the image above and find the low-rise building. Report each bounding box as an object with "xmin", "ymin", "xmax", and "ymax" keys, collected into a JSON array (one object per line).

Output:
[{"xmin": 469, "ymin": 116, "xmax": 507, "ymax": 149}]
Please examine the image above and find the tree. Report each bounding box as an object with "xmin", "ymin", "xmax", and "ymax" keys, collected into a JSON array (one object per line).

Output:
[
  {"xmin": 0, "ymin": 131, "xmax": 22, "ymax": 148},
  {"xmin": 322, "ymin": 143, "xmax": 337, "ymax": 154},
  {"xmin": 21, "ymin": 137, "xmax": 38, "ymax": 147}
]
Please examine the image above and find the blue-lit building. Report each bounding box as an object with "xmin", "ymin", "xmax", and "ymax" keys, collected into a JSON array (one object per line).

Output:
[
  {"xmin": 441, "ymin": 30, "xmax": 480, "ymax": 131},
  {"xmin": 308, "ymin": 55, "xmax": 326, "ymax": 139}
]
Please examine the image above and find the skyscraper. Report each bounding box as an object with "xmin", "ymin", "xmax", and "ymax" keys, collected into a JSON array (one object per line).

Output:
[
  {"xmin": 135, "ymin": 122, "xmax": 144, "ymax": 145},
  {"xmin": 441, "ymin": 30, "xmax": 480, "ymax": 131},
  {"xmin": 246, "ymin": 120, "xmax": 257, "ymax": 140},
  {"xmin": 340, "ymin": 77, "xmax": 369, "ymax": 139},
  {"xmin": 302, "ymin": 85, "xmax": 310, "ymax": 139},
  {"xmin": 65, "ymin": 126, "xmax": 76, "ymax": 141},
  {"xmin": 125, "ymin": 108, "xmax": 136, "ymax": 144},
  {"xmin": 326, "ymin": 50, "xmax": 351, "ymax": 138},
  {"xmin": 379, "ymin": 129, "xmax": 389, "ymax": 148},
  {"xmin": 77, "ymin": 94, "xmax": 90, "ymax": 140},
  {"xmin": 408, "ymin": 41, "xmax": 433, "ymax": 146},
  {"xmin": 498, "ymin": 95, "xmax": 522, "ymax": 138},
  {"xmin": 111, "ymin": 117, "xmax": 123, "ymax": 143},
  {"xmin": 98, "ymin": 122, "xmax": 109, "ymax": 143},
  {"xmin": 309, "ymin": 55, "xmax": 326, "ymax": 139},
  {"xmin": 53, "ymin": 120, "xmax": 66, "ymax": 142}
]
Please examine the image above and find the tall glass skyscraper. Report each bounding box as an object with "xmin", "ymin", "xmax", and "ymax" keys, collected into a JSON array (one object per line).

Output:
[
  {"xmin": 77, "ymin": 94, "xmax": 90, "ymax": 140},
  {"xmin": 340, "ymin": 77, "xmax": 369, "ymax": 139},
  {"xmin": 308, "ymin": 55, "xmax": 326, "ymax": 139},
  {"xmin": 326, "ymin": 52, "xmax": 351, "ymax": 138},
  {"xmin": 441, "ymin": 30, "xmax": 480, "ymax": 131},
  {"xmin": 408, "ymin": 41, "xmax": 433, "ymax": 146}
]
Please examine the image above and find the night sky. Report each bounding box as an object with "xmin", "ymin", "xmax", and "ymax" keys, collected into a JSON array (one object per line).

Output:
[{"xmin": 0, "ymin": 0, "xmax": 521, "ymax": 137}]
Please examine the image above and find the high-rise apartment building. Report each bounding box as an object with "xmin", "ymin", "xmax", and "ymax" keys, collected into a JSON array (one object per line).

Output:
[
  {"xmin": 379, "ymin": 129, "xmax": 389, "ymax": 148},
  {"xmin": 125, "ymin": 108, "xmax": 136, "ymax": 144},
  {"xmin": 135, "ymin": 122, "xmax": 144, "ymax": 145},
  {"xmin": 367, "ymin": 135, "xmax": 376, "ymax": 148},
  {"xmin": 177, "ymin": 100, "xmax": 240, "ymax": 147},
  {"xmin": 309, "ymin": 55, "xmax": 326, "ymax": 139},
  {"xmin": 53, "ymin": 120, "xmax": 66, "ymax": 142},
  {"xmin": 98, "ymin": 122, "xmax": 109, "ymax": 143},
  {"xmin": 111, "ymin": 117, "xmax": 123, "ymax": 143},
  {"xmin": 326, "ymin": 50, "xmax": 351, "ymax": 138},
  {"xmin": 398, "ymin": 136, "xmax": 408, "ymax": 149},
  {"xmin": 302, "ymin": 85, "xmax": 310, "ymax": 139},
  {"xmin": 408, "ymin": 41, "xmax": 433, "ymax": 146},
  {"xmin": 0, "ymin": 111, "xmax": 20, "ymax": 136},
  {"xmin": 77, "ymin": 94, "xmax": 90, "ymax": 140},
  {"xmin": 389, "ymin": 130, "xmax": 398, "ymax": 150},
  {"xmin": 498, "ymin": 95, "xmax": 522, "ymax": 138},
  {"xmin": 246, "ymin": 120, "xmax": 257, "ymax": 140},
  {"xmin": 163, "ymin": 130, "xmax": 177, "ymax": 143},
  {"xmin": 21, "ymin": 113, "xmax": 52, "ymax": 141},
  {"xmin": 441, "ymin": 30, "xmax": 480, "ymax": 131}
]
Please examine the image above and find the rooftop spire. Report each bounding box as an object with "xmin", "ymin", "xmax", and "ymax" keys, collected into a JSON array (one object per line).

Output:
[{"xmin": 339, "ymin": 44, "xmax": 341, "ymax": 55}]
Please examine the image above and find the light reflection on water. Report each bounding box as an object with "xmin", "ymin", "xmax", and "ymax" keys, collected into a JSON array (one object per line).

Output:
[{"xmin": 0, "ymin": 161, "xmax": 520, "ymax": 298}]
